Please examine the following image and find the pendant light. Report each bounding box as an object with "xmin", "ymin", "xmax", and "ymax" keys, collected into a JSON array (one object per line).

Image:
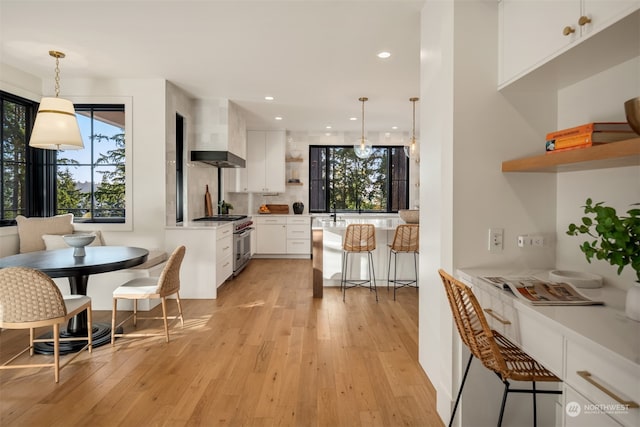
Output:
[
  {"xmin": 29, "ymin": 50, "xmax": 83, "ymax": 151},
  {"xmin": 404, "ymin": 97, "xmax": 419, "ymax": 159},
  {"xmin": 353, "ymin": 97, "xmax": 372, "ymax": 159}
]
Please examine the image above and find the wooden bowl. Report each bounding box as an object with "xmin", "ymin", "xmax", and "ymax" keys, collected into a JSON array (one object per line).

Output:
[{"xmin": 398, "ymin": 209, "xmax": 419, "ymax": 224}]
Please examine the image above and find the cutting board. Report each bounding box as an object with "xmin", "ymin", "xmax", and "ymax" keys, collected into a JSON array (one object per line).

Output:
[
  {"xmin": 265, "ymin": 204, "xmax": 289, "ymax": 214},
  {"xmin": 205, "ymin": 185, "xmax": 213, "ymax": 217}
]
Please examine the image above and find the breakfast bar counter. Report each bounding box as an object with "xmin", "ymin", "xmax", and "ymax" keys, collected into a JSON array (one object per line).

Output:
[{"xmin": 311, "ymin": 215, "xmax": 417, "ymax": 298}]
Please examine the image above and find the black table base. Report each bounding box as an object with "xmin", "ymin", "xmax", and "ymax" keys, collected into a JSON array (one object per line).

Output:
[{"xmin": 34, "ymin": 323, "xmax": 122, "ymax": 355}]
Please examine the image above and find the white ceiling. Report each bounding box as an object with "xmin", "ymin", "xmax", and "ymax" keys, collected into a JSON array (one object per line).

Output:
[{"xmin": 0, "ymin": 0, "xmax": 423, "ymax": 134}]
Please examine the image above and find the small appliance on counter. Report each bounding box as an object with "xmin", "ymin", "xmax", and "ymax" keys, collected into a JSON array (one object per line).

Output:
[{"xmin": 293, "ymin": 202, "xmax": 304, "ymax": 214}]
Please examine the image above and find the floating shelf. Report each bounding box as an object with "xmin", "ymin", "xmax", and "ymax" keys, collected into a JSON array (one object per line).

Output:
[
  {"xmin": 287, "ymin": 182, "xmax": 304, "ymax": 186},
  {"xmin": 501, "ymin": 138, "xmax": 640, "ymax": 172},
  {"xmin": 285, "ymin": 157, "xmax": 303, "ymax": 163}
]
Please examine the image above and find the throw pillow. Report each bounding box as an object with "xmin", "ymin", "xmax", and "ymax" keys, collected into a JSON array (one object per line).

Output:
[{"xmin": 15, "ymin": 214, "xmax": 74, "ymax": 253}]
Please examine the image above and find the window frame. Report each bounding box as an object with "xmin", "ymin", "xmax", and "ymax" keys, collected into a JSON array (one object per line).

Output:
[
  {"xmin": 308, "ymin": 145, "xmax": 409, "ymax": 214},
  {"xmin": 0, "ymin": 92, "xmax": 133, "ymax": 230}
]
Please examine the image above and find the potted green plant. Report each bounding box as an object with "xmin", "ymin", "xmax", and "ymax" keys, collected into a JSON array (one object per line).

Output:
[
  {"xmin": 567, "ymin": 198, "xmax": 640, "ymax": 320},
  {"xmin": 218, "ymin": 200, "xmax": 233, "ymax": 215}
]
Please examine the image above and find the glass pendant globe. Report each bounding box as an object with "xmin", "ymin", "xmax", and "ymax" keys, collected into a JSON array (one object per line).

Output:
[{"xmin": 354, "ymin": 139, "xmax": 372, "ymax": 159}]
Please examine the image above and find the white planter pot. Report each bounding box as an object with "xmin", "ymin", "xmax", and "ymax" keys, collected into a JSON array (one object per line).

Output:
[{"xmin": 625, "ymin": 283, "xmax": 640, "ymax": 321}]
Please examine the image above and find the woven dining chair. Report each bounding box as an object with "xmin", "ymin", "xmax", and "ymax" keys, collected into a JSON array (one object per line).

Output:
[
  {"xmin": 111, "ymin": 245, "xmax": 186, "ymax": 344},
  {"xmin": 387, "ymin": 224, "xmax": 419, "ymax": 300},
  {"xmin": 341, "ymin": 224, "xmax": 378, "ymax": 302},
  {"xmin": 0, "ymin": 267, "xmax": 93, "ymax": 383},
  {"xmin": 438, "ymin": 269, "xmax": 561, "ymax": 427}
]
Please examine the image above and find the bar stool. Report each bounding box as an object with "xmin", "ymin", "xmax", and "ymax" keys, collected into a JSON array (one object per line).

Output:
[
  {"xmin": 387, "ymin": 224, "xmax": 419, "ymax": 300},
  {"xmin": 341, "ymin": 224, "xmax": 378, "ymax": 302}
]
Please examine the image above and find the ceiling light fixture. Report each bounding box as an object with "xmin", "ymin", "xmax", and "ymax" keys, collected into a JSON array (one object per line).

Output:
[
  {"xmin": 404, "ymin": 97, "xmax": 419, "ymax": 159},
  {"xmin": 29, "ymin": 50, "xmax": 83, "ymax": 150},
  {"xmin": 265, "ymin": 96, "xmax": 274, "ymax": 101},
  {"xmin": 377, "ymin": 51, "xmax": 391, "ymax": 59},
  {"xmin": 275, "ymin": 116, "xmax": 283, "ymax": 121},
  {"xmin": 354, "ymin": 97, "xmax": 372, "ymax": 159}
]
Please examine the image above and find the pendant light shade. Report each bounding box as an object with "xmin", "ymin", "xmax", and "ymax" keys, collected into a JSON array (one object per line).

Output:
[
  {"xmin": 29, "ymin": 51, "xmax": 83, "ymax": 151},
  {"xmin": 354, "ymin": 97, "xmax": 372, "ymax": 159},
  {"xmin": 404, "ymin": 97, "xmax": 419, "ymax": 159}
]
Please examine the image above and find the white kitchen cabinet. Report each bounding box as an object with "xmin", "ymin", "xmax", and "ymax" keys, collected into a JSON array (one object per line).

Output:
[
  {"xmin": 255, "ymin": 216, "xmax": 287, "ymax": 254},
  {"xmin": 215, "ymin": 224, "xmax": 234, "ymax": 287},
  {"xmin": 165, "ymin": 223, "xmax": 234, "ymax": 299},
  {"xmin": 499, "ymin": 0, "xmax": 640, "ymax": 87},
  {"xmin": 246, "ymin": 130, "xmax": 286, "ymax": 193},
  {"xmin": 224, "ymin": 167, "xmax": 248, "ymax": 193},
  {"xmin": 286, "ymin": 216, "xmax": 311, "ymax": 255}
]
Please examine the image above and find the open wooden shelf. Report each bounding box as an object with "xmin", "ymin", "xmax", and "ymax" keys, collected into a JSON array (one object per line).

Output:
[
  {"xmin": 287, "ymin": 182, "xmax": 303, "ymax": 186},
  {"xmin": 502, "ymin": 138, "xmax": 640, "ymax": 172},
  {"xmin": 285, "ymin": 157, "xmax": 303, "ymax": 163}
]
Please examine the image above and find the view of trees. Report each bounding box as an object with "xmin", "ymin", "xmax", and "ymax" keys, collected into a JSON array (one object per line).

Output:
[
  {"xmin": 309, "ymin": 146, "xmax": 407, "ymax": 213},
  {"xmin": 57, "ymin": 131, "xmax": 126, "ymax": 219},
  {"xmin": 1, "ymin": 99, "xmax": 28, "ymax": 220}
]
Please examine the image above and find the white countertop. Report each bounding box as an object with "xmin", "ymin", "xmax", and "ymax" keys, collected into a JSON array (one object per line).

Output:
[
  {"xmin": 166, "ymin": 221, "xmax": 234, "ymax": 230},
  {"xmin": 312, "ymin": 215, "xmax": 410, "ymax": 231},
  {"xmin": 457, "ymin": 268, "xmax": 640, "ymax": 366}
]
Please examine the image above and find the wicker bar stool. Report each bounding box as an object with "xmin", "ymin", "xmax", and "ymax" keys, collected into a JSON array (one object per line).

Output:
[
  {"xmin": 341, "ymin": 224, "xmax": 378, "ymax": 302},
  {"xmin": 387, "ymin": 224, "xmax": 419, "ymax": 300},
  {"xmin": 0, "ymin": 267, "xmax": 93, "ymax": 383},
  {"xmin": 438, "ymin": 269, "xmax": 561, "ymax": 427}
]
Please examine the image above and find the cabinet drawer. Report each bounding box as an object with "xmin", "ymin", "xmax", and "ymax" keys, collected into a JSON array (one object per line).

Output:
[
  {"xmin": 255, "ymin": 216, "xmax": 287, "ymax": 225},
  {"xmin": 564, "ymin": 385, "xmax": 622, "ymax": 427},
  {"xmin": 566, "ymin": 339, "xmax": 639, "ymax": 427},
  {"xmin": 518, "ymin": 309, "xmax": 563, "ymax": 377},
  {"xmin": 216, "ymin": 224, "xmax": 234, "ymax": 240},
  {"xmin": 287, "ymin": 239, "xmax": 310, "ymax": 254},
  {"xmin": 216, "ymin": 236, "xmax": 232, "ymax": 259},
  {"xmin": 287, "ymin": 216, "xmax": 310, "ymax": 225},
  {"xmin": 216, "ymin": 255, "xmax": 233, "ymax": 287},
  {"xmin": 287, "ymin": 224, "xmax": 309, "ymax": 239}
]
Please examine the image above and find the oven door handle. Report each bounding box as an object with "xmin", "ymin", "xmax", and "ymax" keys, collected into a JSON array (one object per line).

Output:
[{"xmin": 235, "ymin": 228, "xmax": 253, "ymax": 238}]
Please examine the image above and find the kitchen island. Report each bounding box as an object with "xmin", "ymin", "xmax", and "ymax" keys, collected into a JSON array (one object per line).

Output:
[{"xmin": 311, "ymin": 215, "xmax": 418, "ymax": 298}]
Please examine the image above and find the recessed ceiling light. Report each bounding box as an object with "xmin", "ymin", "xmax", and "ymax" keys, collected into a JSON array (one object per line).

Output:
[
  {"xmin": 274, "ymin": 116, "xmax": 283, "ymax": 121},
  {"xmin": 265, "ymin": 96, "xmax": 274, "ymax": 101},
  {"xmin": 326, "ymin": 125, "xmax": 332, "ymax": 129},
  {"xmin": 377, "ymin": 51, "xmax": 391, "ymax": 59},
  {"xmin": 349, "ymin": 117, "xmax": 357, "ymax": 121},
  {"xmin": 391, "ymin": 126, "xmax": 398, "ymax": 130}
]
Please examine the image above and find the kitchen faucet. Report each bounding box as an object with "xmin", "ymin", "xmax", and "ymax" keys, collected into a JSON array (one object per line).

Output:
[{"xmin": 330, "ymin": 204, "xmax": 337, "ymax": 222}]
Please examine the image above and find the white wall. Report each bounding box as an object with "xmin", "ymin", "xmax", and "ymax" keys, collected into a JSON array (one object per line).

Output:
[
  {"xmin": 555, "ymin": 58, "xmax": 640, "ymax": 290},
  {"xmin": 420, "ymin": 1, "xmax": 640, "ymax": 425}
]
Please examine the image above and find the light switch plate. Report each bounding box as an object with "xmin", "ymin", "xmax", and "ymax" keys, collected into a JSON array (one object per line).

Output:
[{"xmin": 488, "ymin": 228, "xmax": 503, "ymax": 252}]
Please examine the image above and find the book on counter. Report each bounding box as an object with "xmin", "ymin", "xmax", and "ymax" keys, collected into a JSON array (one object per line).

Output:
[
  {"xmin": 545, "ymin": 122, "xmax": 633, "ymax": 140},
  {"xmin": 480, "ymin": 276, "xmax": 604, "ymax": 306},
  {"xmin": 545, "ymin": 130, "xmax": 636, "ymax": 152}
]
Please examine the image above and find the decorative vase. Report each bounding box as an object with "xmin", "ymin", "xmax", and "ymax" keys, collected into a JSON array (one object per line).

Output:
[
  {"xmin": 625, "ymin": 283, "xmax": 640, "ymax": 321},
  {"xmin": 293, "ymin": 202, "xmax": 304, "ymax": 214}
]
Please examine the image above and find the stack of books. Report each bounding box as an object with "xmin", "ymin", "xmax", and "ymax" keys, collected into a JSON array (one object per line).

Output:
[{"xmin": 545, "ymin": 122, "xmax": 635, "ymax": 153}]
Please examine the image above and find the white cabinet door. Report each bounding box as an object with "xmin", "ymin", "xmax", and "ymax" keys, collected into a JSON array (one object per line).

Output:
[
  {"xmin": 264, "ymin": 131, "xmax": 286, "ymax": 193},
  {"xmin": 256, "ymin": 217, "xmax": 287, "ymax": 254},
  {"xmin": 224, "ymin": 167, "xmax": 248, "ymax": 193},
  {"xmin": 246, "ymin": 130, "xmax": 285, "ymax": 193},
  {"xmin": 581, "ymin": 0, "xmax": 640, "ymax": 38},
  {"xmin": 500, "ymin": 0, "xmax": 579, "ymax": 86},
  {"xmin": 499, "ymin": 0, "xmax": 640, "ymax": 86}
]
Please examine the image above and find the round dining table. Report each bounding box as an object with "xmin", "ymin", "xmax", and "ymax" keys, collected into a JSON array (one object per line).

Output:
[{"xmin": 0, "ymin": 246, "xmax": 148, "ymax": 354}]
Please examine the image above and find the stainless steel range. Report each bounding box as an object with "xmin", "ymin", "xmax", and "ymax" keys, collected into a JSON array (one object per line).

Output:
[{"xmin": 193, "ymin": 215, "xmax": 253, "ymax": 276}]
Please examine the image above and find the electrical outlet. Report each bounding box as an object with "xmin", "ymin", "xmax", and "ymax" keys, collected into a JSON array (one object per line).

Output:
[
  {"xmin": 488, "ymin": 228, "xmax": 503, "ymax": 252},
  {"xmin": 532, "ymin": 235, "xmax": 544, "ymax": 247}
]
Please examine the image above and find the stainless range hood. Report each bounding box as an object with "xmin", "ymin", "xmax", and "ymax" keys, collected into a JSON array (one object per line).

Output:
[{"xmin": 190, "ymin": 151, "xmax": 246, "ymax": 168}]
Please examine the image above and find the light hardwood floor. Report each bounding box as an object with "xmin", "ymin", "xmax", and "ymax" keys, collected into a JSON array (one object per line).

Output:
[{"xmin": 0, "ymin": 259, "xmax": 442, "ymax": 427}]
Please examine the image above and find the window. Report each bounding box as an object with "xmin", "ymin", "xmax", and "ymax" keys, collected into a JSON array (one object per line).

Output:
[
  {"xmin": 0, "ymin": 93, "xmax": 127, "ymax": 226},
  {"xmin": 309, "ymin": 145, "xmax": 408, "ymax": 213},
  {"xmin": 56, "ymin": 104, "xmax": 125, "ymax": 222},
  {"xmin": 0, "ymin": 92, "xmax": 36, "ymax": 225}
]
